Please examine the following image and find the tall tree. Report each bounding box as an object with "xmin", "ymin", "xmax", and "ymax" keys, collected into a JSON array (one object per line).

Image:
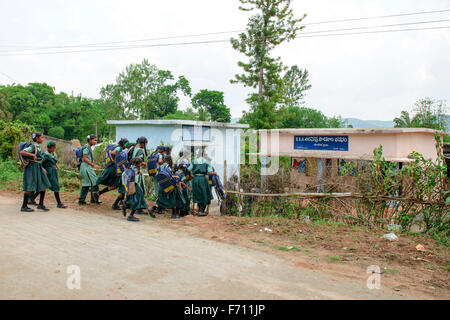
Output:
[
  {"xmin": 230, "ymin": 0, "xmax": 305, "ymax": 129},
  {"xmin": 100, "ymin": 59, "xmax": 191, "ymax": 119},
  {"xmin": 282, "ymin": 65, "xmax": 311, "ymax": 106},
  {"xmin": 191, "ymin": 90, "xmax": 231, "ymax": 123}
]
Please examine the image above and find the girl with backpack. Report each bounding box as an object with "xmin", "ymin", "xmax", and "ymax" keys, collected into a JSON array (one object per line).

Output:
[
  {"xmin": 19, "ymin": 132, "xmax": 51, "ymax": 212},
  {"xmin": 78, "ymin": 135, "xmax": 101, "ymax": 205},
  {"xmin": 96, "ymin": 138, "xmax": 130, "ymax": 210},
  {"xmin": 127, "ymin": 136, "xmax": 149, "ymax": 215},
  {"xmin": 121, "ymin": 157, "xmax": 155, "ymax": 222},
  {"xmin": 175, "ymin": 160, "xmax": 193, "ymax": 217},
  {"xmin": 29, "ymin": 141, "xmax": 67, "ymax": 209},
  {"xmin": 130, "ymin": 136, "xmax": 148, "ymax": 163},
  {"xmin": 149, "ymin": 146, "xmax": 173, "ymax": 215},
  {"xmin": 155, "ymin": 155, "xmax": 185, "ymax": 219}
]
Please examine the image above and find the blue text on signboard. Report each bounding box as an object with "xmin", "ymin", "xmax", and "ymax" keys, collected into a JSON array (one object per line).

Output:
[{"xmin": 294, "ymin": 136, "xmax": 349, "ymax": 151}]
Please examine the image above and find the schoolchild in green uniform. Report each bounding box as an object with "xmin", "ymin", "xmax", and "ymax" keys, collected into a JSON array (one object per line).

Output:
[
  {"xmin": 175, "ymin": 157, "xmax": 192, "ymax": 217},
  {"xmin": 19, "ymin": 132, "xmax": 51, "ymax": 212},
  {"xmin": 96, "ymin": 138, "xmax": 130, "ymax": 209},
  {"xmin": 121, "ymin": 157, "xmax": 155, "ymax": 222},
  {"xmin": 155, "ymin": 155, "xmax": 185, "ymax": 219},
  {"xmin": 129, "ymin": 137, "xmax": 148, "ymax": 214},
  {"xmin": 34, "ymin": 141, "xmax": 67, "ymax": 208},
  {"xmin": 150, "ymin": 146, "xmax": 171, "ymax": 215},
  {"xmin": 151, "ymin": 145, "xmax": 164, "ymax": 197},
  {"xmin": 188, "ymin": 149, "xmax": 216, "ymax": 217},
  {"xmin": 78, "ymin": 135, "xmax": 101, "ymax": 205}
]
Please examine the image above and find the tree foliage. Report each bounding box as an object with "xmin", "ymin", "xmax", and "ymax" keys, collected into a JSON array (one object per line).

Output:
[
  {"xmin": 0, "ymin": 84, "xmax": 111, "ymax": 142},
  {"xmin": 100, "ymin": 59, "xmax": 191, "ymax": 120},
  {"xmin": 0, "ymin": 92, "xmax": 12, "ymax": 121},
  {"xmin": 191, "ymin": 90, "xmax": 231, "ymax": 122},
  {"xmin": 230, "ymin": 0, "xmax": 306, "ymax": 129},
  {"xmin": 394, "ymin": 98, "xmax": 448, "ymax": 131},
  {"xmin": 281, "ymin": 65, "xmax": 311, "ymax": 106},
  {"xmin": 278, "ymin": 106, "xmax": 346, "ymax": 129}
]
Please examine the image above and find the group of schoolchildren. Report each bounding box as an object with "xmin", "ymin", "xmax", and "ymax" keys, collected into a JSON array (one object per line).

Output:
[{"xmin": 19, "ymin": 132, "xmax": 217, "ymax": 223}]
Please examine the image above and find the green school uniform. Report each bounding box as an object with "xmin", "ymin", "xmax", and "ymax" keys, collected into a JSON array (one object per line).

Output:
[
  {"xmin": 42, "ymin": 150, "xmax": 60, "ymax": 192},
  {"xmin": 96, "ymin": 146, "xmax": 122, "ymax": 187},
  {"xmin": 130, "ymin": 147, "xmax": 147, "ymax": 194},
  {"xmin": 188, "ymin": 158, "xmax": 214, "ymax": 205},
  {"xmin": 122, "ymin": 168, "xmax": 148, "ymax": 211},
  {"xmin": 131, "ymin": 147, "xmax": 145, "ymax": 161},
  {"xmin": 156, "ymin": 163, "xmax": 185, "ymax": 210},
  {"xmin": 80, "ymin": 144, "xmax": 98, "ymax": 187},
  {"xmin": 22, "ymin": 142, "xmax": 51, "ymax": 192},
  {"xmin": 176, "ymin": 168, "xmax": 191, "ymax": 212}
]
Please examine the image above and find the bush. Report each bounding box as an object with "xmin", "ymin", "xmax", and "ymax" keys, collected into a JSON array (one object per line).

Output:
[
  {"xmin": 0, "ymin": 157, "xmax": 22, "ymax": 189},
  {"xmin": 0, "ymin": 121, "xmax": 35, "ymax": 159}
]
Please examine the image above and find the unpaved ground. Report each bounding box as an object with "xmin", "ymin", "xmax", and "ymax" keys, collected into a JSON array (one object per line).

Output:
[{"xmin": 0, "ymin": 192, "xmax": 413, "ymax": 300}]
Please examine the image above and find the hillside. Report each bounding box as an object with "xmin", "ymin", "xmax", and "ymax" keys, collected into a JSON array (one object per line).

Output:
[{"xmin": 345, "ymin": 118, "xmax": 395, "ymax": 129}]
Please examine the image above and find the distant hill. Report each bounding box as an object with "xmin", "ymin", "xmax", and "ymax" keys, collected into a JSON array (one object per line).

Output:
[{"xmin": 345, "ymin": 118, "xmax": 395, "ymax": 129}]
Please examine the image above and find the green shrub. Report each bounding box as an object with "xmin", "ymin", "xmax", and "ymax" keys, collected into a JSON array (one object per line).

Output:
[
  {"xmin": 0, "ymin": 121, "xmax": 35, "ymax": 159},
  {"xmin": 0, "ymin": 157, "xmax": 22, "ymax": 189}
]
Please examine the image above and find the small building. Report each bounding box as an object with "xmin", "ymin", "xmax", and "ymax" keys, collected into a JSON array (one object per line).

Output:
[
  {"xmin": 255, "ymin": 128, "xmax": 448, "ymax": 192},
  {"xmin": 107, "ymin": 120, "xmax": 250, "ymax": 185}
]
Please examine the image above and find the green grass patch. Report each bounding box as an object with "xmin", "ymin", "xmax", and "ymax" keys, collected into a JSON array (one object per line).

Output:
[
  {"xmin": 274, "ymin": 245, "xmax": 301, "ymax": 252},
  {"xmin": 0, "ymin": 158, "xmax": 22, "ymax": 189},
  {"xmin": 314, "ymin": 219, "xmax": 346, "ymax": 227},
  {"xmin": 384, "ymin": 268, "xmax": 400, "ymax": 274},
  {"xmin": 325, "ymin": 256, "xmax": 342, "ymax": 262}
]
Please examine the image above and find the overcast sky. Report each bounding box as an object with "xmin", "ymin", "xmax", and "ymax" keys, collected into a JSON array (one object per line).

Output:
[{"xmin": 0, "ymin": 0, "xmax": 449, "ymax": 121}]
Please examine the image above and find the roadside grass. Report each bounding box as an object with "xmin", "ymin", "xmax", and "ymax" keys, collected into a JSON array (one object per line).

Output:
[
  {"xmin": 0, "ymin": 158, "xmax": 82, "ymax": 192},
  {"xmin": 325, "ymin": 256, "xmax": 342, "ymax": 262},
  {"xmin": 384, "ymin": 268, "xmax": 400, "ymax": 274},
  {"xmin": 0, "ymin": 158, "xmax": 22, "ymax": 190},
  {"xmin": 274, "ymin": 245, "xmax": 301, "ymax": 252}
]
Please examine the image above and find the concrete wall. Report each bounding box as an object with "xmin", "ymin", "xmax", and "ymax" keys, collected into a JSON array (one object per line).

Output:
[
  {"xmin": 42, "ymin": 135, "xmax": 79, "ymax": 167},
  {"xmin": 260, "ymin": 130, "xmax": 442, "ymax": 161}
]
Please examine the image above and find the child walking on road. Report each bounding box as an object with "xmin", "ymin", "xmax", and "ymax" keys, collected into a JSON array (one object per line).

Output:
[{"xmin": 19, "ymin": 132, "xmax": 51, "ymax": 212}]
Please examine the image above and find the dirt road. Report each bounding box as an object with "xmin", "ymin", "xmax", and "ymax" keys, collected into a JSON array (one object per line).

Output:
[{"xmin": 0, "ymin": 195, "xmax": 406, "ymax": 300}]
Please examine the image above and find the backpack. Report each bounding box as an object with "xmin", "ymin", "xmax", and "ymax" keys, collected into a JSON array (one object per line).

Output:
[
  {"xmin": 104, "ymin": 144, "xmax": 117, "ymax": 167},
  {"xmin": 184, "ymin": 169, "xmax": 193, "ymax": 182},
  {"xmin": 115, "ymin": 150, "xmax": 129, "ymax": 176},
  {"xmin": 207, "ymin": 166, "xmax": 216, "ymax": 186},
  {"xmin": 155, "ymin": 167, "xmax": 177, "ymax": 195},
  {"xmin": 212, "ymin": 175, "xmax": 226, "ymax": 200},
  {"xmin": 122, "ymin": 168, "xmax": 136, "ymax": 196},
  {"xmin": 18, "ymin": 142, "xmax": 35, "ymax": 170},
  {"xmin": 75, "ymin": 145, "xmax": 88, "ymax": 170},
  {"xmin": 147, "ymin": 154, "xmax": 159, "ymax": 176}
]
